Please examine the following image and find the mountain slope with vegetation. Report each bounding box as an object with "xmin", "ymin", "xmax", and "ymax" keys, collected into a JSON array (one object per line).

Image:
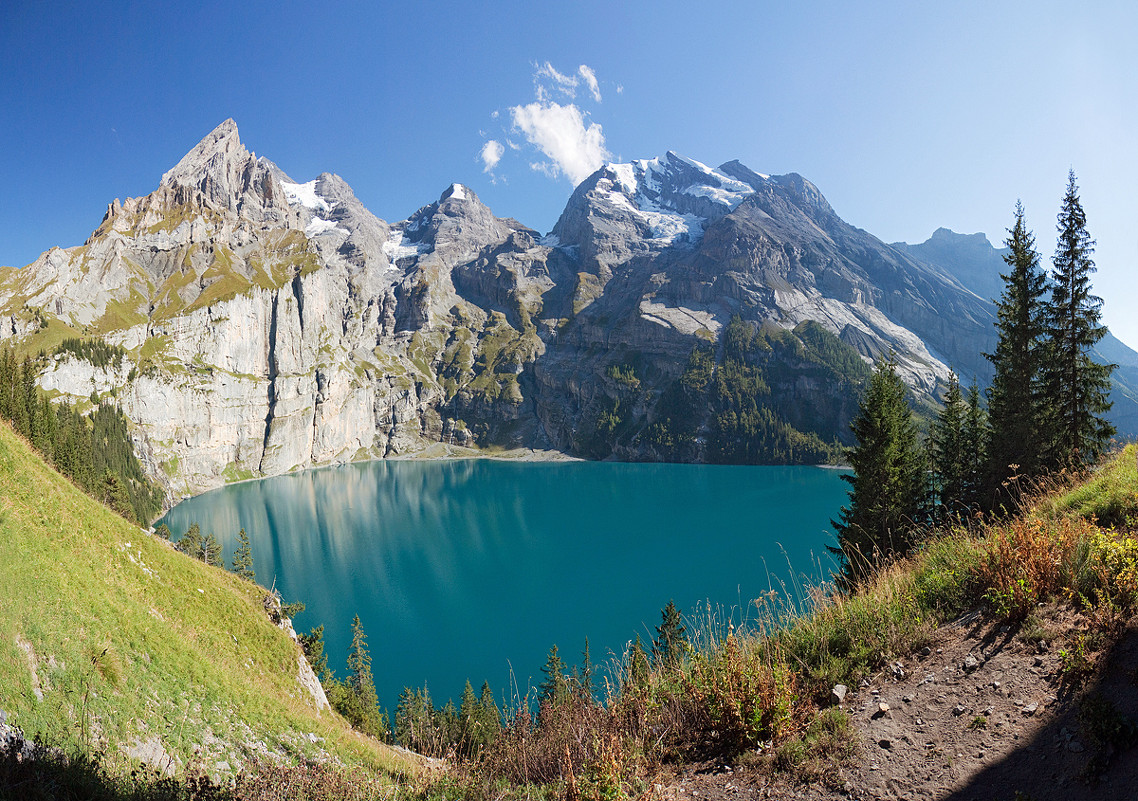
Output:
[{"xmin": 0, "ymin": 418, "xmax": 419, "ymax": 789}]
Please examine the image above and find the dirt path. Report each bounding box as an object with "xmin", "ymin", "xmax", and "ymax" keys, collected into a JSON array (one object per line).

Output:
[{"xmin": 660, "ymin": 609, "xmax": 1138, "ymax": 800}]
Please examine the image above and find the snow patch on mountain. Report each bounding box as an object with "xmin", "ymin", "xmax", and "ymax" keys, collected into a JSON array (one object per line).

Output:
[
  {"xmin": 382, "ymin": 228, "xmax": 428, "ymax": 265},
  {"xmin": 304, "ymin": 217, "xmax": 345, "ymax": 237},
  {"xmin": 280, "ymin": 180, "xmax": 330, "ymax": 212}
]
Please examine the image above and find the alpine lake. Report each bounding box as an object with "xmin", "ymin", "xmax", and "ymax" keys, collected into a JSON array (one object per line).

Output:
[{"xmin": 158, "ymin": 459, "xmax": 849, "ymax": 710}]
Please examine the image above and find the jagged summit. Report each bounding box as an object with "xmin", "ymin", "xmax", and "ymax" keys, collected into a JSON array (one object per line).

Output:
[{"xmin": 160, "ymin": 118, "xmax": 245, "ymax": 187}]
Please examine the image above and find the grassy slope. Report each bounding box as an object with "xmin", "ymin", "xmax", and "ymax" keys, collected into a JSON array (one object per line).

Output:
[{"xmin": 0, "ymin": 419, "xmax": 417, "ymax": 781}]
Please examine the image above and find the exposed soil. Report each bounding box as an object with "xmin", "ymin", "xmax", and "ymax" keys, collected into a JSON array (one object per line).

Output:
[{"xmin": 659, "ymin": 608, "xmax": 1138, "ymax": 800}]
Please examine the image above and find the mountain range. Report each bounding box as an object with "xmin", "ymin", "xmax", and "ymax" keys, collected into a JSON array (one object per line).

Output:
[{"xmin": 1, "ymin": 119, "xmax": 1133, "ymax": 503}]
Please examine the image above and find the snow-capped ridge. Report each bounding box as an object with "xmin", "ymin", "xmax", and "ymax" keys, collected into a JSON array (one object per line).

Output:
[{"xmin": 441, "ymin": 183, "xmax": 467, "ymax": 202}]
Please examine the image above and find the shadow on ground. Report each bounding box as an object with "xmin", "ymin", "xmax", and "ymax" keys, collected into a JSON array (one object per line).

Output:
[{"xmin": 942, "ymin": 620, "xmax": 1138, "ymax": 801}]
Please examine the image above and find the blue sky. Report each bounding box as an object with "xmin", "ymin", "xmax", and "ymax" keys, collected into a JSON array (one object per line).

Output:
[{"xmin": 3, "ymin": 1, "xmax": 1136, "ymax": 344}]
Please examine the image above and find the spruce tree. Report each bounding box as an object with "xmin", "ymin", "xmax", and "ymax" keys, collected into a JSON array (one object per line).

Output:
[
  {"xmin": 961, "ymin": 381, "xmax": 987, "ymax": 511},
  {"xmin": 930, "ymin": 372, "xmax": 967, "ymax": 517},
  {"xmin": 345, "ymin": 614, "xmax": 388, "ymax": 740},
  {"xmin": 653, "ymin": 600, "xmax": 687, "ymax": 668},
  {"xmin": 1040, "ymin": 171, "xmax": 1115, "ymax": 467},
  {"xmin": 232, "ymin": 527, "xmax": 255, "ymax": 581},
  {"xmin": 831, "ymin": 353, "xmax": 928, "ymax": 588},
  {"xmin": 538, "ymin": 644, "xmax": 568, "ymax": 705},
  {"xmin": 985, "ymin": 201, "xmax": 1049, "ymax": 490}
]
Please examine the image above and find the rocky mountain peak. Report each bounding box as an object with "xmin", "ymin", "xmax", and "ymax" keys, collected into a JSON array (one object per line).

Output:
[
  {"xmin": 157, "ymin": 119, "xmax": 289, "ymax": 223},
  {"xmin": 160, "ymin": 119, "xmax": 248, "ymax": 192},
  {"xmin": 928, "ymin": 227, "xmax": 993, "ymax": 248}
]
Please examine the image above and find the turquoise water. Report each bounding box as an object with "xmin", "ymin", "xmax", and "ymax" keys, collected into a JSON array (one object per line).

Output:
[{"xmin": 158, "ymin": 460, "xmax": 848, "ymax": 709}]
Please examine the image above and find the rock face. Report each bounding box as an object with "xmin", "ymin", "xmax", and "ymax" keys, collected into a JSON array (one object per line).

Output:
[{"xmin": 0, "ymin": 121, "xmax": 1030, "ymax": 503}]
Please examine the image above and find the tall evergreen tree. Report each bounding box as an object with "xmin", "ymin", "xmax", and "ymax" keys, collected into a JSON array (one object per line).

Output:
[
  {"xmin": 653, "ymin": 600, "xmax": 688, "ymax": 668},
  {"xmin": 579, "ymin": 637, "xmax": 593, "ymax": 698},
  {"xmin": 930, "ymin": 372, "xmax": 967, "ymax": 517},
  {"xmin": 961, "ymin": 381, "xmax": 987, "ymax": 511},
  {"xmin": 538, "ymin": 644, "xmax": 569, "ymax": 705},
  {"xmin": 831, "ymin": 354, "xmax": 928, "ymax": 588},
  {"xmin": 232, "ymin": 527, "xmax": 255, "ymax": 581},
  {"xmin": 1040, "ymin": 171, "xmax": 1115, "ymax": 467},
  {"xmin": 986, "ymin": 201, "xmax": 1049, "ymax": 491},
  {"xmin": 344, "ymin": 614, "xmax": 388, "ymax": 740}
]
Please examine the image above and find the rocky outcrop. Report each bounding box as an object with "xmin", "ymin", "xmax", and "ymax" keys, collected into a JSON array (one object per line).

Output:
[{"xmin": 3, "ymin": 120, "xmax": 1075, "ymax": 503}]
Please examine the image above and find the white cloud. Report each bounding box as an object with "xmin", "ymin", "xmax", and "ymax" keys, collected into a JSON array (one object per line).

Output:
[
  {"xmin": 510, "ymin": 101, "xmax": 610, "ymax": 186},
  {"xmin": 490, "ymin": 110, "xmax": 499, "ymax": 119},
  {"xmin": 480, "ymin": 140, "xmax": 505, "ymax": 173},
  {"xmin": 578, "ymin": 65, "xmax": 601, "ymax": 102},
  {"xmin": 535, "ymin": 61, "xmax": 579, "ymax": 98}
]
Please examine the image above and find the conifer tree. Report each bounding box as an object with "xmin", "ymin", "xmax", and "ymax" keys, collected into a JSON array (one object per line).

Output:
[
  {"xmin": 176, "ymin": 523, "xmax": 203, "ymax": 557},
  {"xmin": 476, "ymin": 681, "xmax": 500, "ymax": 745},
  {"xmin": 232, "ymin": 527, "xmax": 255, "ymax": 581},
  {"xmin": 930, "ymin": 372, "xmax": 967, "ymax": 516},
  {"xmin": 961, "ymin": 381, "xmax": 987, "ymax": 510},
  {"xmin": 653, "ymin": 600, "xmax": 687, "ymax": 668},
  {"xmin": 153, "ymin": 523, "xmax": 172, "ymax": 541},
  {"xmin": 1040, "ymin": 171, "xmax": 1115, "ymax": 467},
  {"xmin": 831, "ymin": 354, "xmax": 928, "ymax": 588},
  {"xmin": 344, "ymin": 614, "xmax": 388, "ymax": 740},
  {"xmin": 985, "ymin": 201, "xmax": 1049, "ymax": 490},
  {"xmin": 538, "ymin": 644, "xmax": 568, "ymax": 706}
]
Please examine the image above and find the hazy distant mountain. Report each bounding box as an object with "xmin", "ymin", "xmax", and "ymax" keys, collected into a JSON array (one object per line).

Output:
[
  {"xmin": 0, "ymin": 121, "xmax": 1064, "ymax": 501},
  {"xmin": 896, "ymin": 228, "xmax": 1138, "ymax": 436}
]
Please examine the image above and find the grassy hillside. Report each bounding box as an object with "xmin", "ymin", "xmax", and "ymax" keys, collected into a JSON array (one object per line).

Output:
[{"xmin": 0, "ymin": 419, "xmax": 418, "ymax": 784}]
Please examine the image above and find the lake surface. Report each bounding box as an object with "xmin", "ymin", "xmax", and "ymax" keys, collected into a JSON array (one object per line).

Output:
[{"xmin": 159, "ymin": 459, "xmax": 849, "ymax": 709}]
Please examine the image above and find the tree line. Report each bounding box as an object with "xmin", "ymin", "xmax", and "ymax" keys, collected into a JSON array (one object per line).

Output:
[
  {"xmin": 833, "ymin": 171, "xmax": 1116, "ymax": 587},
  {"xmin": 0, "ymin": 347, "xmax": 163, "ymax": 525},
  {"xmin": 292, "ymin": 597, "xmax": 690, "ymax": 758}
]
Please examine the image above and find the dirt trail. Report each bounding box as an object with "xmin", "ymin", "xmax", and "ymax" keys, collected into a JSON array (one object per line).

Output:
[{"xmin": 661, "ymin": 610, "xmax": 1138, "ymax": 800}]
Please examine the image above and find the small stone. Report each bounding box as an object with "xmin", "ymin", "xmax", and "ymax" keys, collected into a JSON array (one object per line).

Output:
[
  {"xmin": 1023, "ymin": 703, "xmax": 1039, "ymax": 716},
  {"xmin": 992, "ymin": 681, "xmax": 1001, "ymax": 690},
  {"xmin": 1068, "ymin": 741, "xmax": 1084, "ymax": 753},
  {"xmin": 920, "ymin": 646, "xmax": 932, "ymax": 657},
  {"xmin": 879, "ymin": 702, "xmax": 891, "ymax": 714},
  {"xmin": 831, "ymin": 684, "xmax": 848, "ymax": 705},
  {"xmin": 891, "ymin": 662, "xmax": 906, "ymax": 679},
  {"xmin": 860, "ymin": 678, "xmax": 871, "ymax": 689},
  {"xmin": 963, "ymin": 654, "xmax": 979, "ymax": 671},
  {"xmin": 878, "ymin": 738, "xmax": 892, "ymax": 749},
  {"xmin": 903, "ymin": 695, "xmax": 913, "ymax": 703},
  {"xmin": 1033, "ymin": 656, "xmax": 1044, "ymax": 667},
  {"xmin": 953, "ymin": 705, "xmax": 967, "ymax": 716}
]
